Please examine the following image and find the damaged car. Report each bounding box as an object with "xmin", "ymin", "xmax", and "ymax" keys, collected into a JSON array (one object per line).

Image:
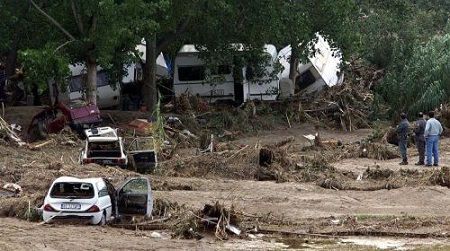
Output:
[
  {"xmin": 80, "ymin": 127, "xmax": 128, "ymax": 168},
  {"xmin": 27, "ymin": 100, "xmax": 102, "ymax": 142},
  {"xmin": 42, "ymin": 176, "xmax": 152, "ymax": 225},
  {"xmin": 125, "ymin": 136, "xmax": 158, "ymax": 173}
]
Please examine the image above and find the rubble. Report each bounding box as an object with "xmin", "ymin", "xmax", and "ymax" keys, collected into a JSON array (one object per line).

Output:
[{"xmin": 296, "ymin": 61, "xmax": 381, "ymax": 131}]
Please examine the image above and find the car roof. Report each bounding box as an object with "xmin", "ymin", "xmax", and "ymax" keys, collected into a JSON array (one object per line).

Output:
[
  {"xmin": 85, "ymin": 127, "xmax": 118, "ymax": 138},
  {"xmin": 51, "ymin": 176, "xmax": 104, "ymax": 184},
  {"xmin": 87, "ymin": 137, "xmax": 120, "ymax": 142}
]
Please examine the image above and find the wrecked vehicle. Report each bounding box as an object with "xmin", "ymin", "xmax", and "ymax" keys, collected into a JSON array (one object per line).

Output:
[
  {"xmin": 119, "ymin": 119, "xmax": 153, "ymax": 137},
  {"xmin": 80, "ymin": 127, "xmax": 127, "ymax": 168},
  {"xmin": 125, "ymin": 136, "xmax": 158, "ymax": 173},
  {"xmin": 42, "ymin": 176, "xmax": 153, "ymax": 225},
  {"xmin": 27, "ymin": 100, "xmax": 102, "ymax": 142}
]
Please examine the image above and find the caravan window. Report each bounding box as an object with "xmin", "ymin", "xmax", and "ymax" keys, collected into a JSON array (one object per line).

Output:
[
  {"xmin": 68, "ymin": 70, "xmax": 111, "ymax": 92},
  {"xmin": 296, "ymin": 69, "xmax": 316, "ymax": 90},
  {"xmin": 97, "ymin": 71, "xmax": 110, "ymax": 87},
  {"xmin": 211, "ymin": 65, "xmax": 232, "ymax": 75},
  {"xmin": 69, "ymin": 75, "xmax": 83, "ymax": 92},
  {"xmin": 178, "ymin": 66, "xmax": 205, "ymax": 81}
]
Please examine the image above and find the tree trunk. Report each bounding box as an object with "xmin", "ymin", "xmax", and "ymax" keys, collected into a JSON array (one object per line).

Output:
[
  {"xmin": 86, "ymin": 60, "xmax": 97, "ymax": 105},
  {"xmin": 289, "ymin": 45, "xmax": 299, "ymax": 88},
  {"xmin": 142, "ymin": 36, "xmax": 157, "ymax": 112}
]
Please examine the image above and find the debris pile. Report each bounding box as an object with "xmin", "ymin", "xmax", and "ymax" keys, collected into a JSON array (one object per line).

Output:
[
  {"xmin": 0, "ymin": 116, "xmax": 25, "ymax": 146},
  {"xmin": 173, "ymin": 201, "xmax": 241, "ymax": 240},
  {"xmin": 298, "ymin": 61, "xmax": 382, "ymax": 131}
]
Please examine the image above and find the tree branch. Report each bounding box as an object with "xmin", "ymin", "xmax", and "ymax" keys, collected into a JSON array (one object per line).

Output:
[
  {"xmin": 29, "ymin": 0, "xmax": 76, "ymax": 41},
  {"xmin": 70, "ymin": 0, "xmax": 84, "ymax": 33},
  {"xmin": 89, "ymin": 16, "xmax": 98, "ymax": 34},
  {"xmin": 156, "ymin": 17, "xmax": 191, "ymax": 54},
  {"xmin": 55, "ymin": 40, "xmax": 76, "ymax": 51}
]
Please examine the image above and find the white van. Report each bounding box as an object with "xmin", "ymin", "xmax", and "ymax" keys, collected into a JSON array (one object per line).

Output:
[{"xmin": 173, "ymin": 44, "xmax": 280, "ymax": 103}]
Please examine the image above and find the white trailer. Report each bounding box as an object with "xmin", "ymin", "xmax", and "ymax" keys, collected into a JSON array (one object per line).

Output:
[
  {"xmin": 277, "ymin": 34, "xmax": 344, "ymax": 96},
  {"xmin": 173, "ymin": 44, "xmax": 280, "ymax": 103},
  {"xmin": 50, "ymin": 42, "xmax": 169, "ymax": 109}
]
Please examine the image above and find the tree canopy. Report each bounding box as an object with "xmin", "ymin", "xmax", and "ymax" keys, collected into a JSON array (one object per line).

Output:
[{"xmin": 0, "ymin": 0, "xmax": 448, "ymax": 118}]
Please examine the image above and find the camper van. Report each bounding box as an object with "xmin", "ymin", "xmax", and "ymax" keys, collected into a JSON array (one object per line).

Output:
[
  {"xmin": 173, "ymin": 44, "xmax": 280, "ymax": 103},
  {"xmin": 122, "ymin": 43, "xmax": 170, "ymax": 83},
  {"xmin": 50, "ymin": 42, "xmax": 169, "ymax": 110},
  {"xmin": 277, "ymin": 34, "xmax": 344, "ymax": 96},
  {"xmin": 66, "ymin": 64, "xmax": 121, "ymax": 109}
]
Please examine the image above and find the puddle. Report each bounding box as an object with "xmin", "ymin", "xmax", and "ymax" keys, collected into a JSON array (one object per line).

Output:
[
  {"xmin": 341, "ymin": 237, "xmax": 408, "ymax": 250},
  {"xmin": 218, "ymin": 234, "xmax": 450, "ymax": 250},
  {"xmin": 340, "ymin": 237, "xmax": 450, "ymax": 250}
]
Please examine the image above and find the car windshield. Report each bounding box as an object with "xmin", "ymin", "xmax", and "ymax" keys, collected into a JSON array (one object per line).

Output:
[{"xmin": 50, "ymin": 182, "xmax": 95, "ymax": 199}]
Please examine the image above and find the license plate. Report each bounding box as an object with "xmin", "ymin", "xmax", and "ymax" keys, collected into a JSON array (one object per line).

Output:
[
  {"xmin": 212, "ymin": 89, "xmax": 224, "ymax": 96},
  {"xmin": 101, "ymin": 160, "xmax": 114, "ymax": 164},
  {"xmin": 61, "ymin": 203, "xmax": 81, "ymax": 210}
]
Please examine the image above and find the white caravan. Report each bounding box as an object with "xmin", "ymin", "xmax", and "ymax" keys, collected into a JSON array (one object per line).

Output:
[
  {"xmin": 277, "ymin": 34, "xmax": 344, "ymax": 96},
  {"xmin": 122, "ymin": 42, "xmax": 170, "ymax": 83},
  {"xmin": 173, "ymin": 44, "xmax": 280, "ymax": 103},
  {"xmin": 51, "ymin": 43, "xmax": 169, "ymax": 109}
]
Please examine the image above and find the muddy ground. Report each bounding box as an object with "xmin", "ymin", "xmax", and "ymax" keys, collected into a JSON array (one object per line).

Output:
[{"xmin": 2, "ymin": 106, "xmax": 450, "ymax": 250}]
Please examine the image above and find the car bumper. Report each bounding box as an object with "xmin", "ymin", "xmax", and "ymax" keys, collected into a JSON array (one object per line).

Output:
[{"xmin": 43, "ymin": 211, "xmax": 103, "ymax": 225}]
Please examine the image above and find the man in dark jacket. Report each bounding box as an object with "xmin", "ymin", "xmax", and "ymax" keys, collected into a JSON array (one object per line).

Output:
[
  {"xmin": 396, "ymin": 112, "xmax": 410, "ymax": 165},
  {"xmin": 414, "ymin": 112, "xmax": 426, "ymax": 165}
]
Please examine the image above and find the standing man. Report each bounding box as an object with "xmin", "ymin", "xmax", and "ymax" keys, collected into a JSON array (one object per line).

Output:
[
  {"xmin": 414, "ymin": 112, "xmax": 426, "ymax": 165},
  {"xmin": 424, "ymin": 111, "xmax": 443, "ymax": 167},
  {"xmin": 396, "ymin": 112, "xmax": 410, "ymax": 165}
]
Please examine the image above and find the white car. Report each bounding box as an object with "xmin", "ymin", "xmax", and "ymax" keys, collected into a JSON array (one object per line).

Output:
[
  {"xmin": 42, "ymin": 176, "xmax": 152, "ymax": 225},
  {"xmin": 80, "ymin": 127, "xmax": 128, "ymax": 168}
]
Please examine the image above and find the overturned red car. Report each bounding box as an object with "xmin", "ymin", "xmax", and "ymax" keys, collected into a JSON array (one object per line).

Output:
[{"xmin": 27, "ymin": 101, "xmax": 102, "ymax": 142}]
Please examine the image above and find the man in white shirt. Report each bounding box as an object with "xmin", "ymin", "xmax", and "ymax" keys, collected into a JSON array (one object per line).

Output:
[{"xmin": 424, "ymin": 111, "xmax": 443, "ymax": 167}]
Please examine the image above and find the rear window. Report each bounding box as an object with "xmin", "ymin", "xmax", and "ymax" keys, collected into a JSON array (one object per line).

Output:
[
  {"xmin": 88, "ymin": 141, "xmax": 122, "ymax": 157},
  {"xmin": 50, "ymin": 182, "xmax": 95, "ymax": 199}
]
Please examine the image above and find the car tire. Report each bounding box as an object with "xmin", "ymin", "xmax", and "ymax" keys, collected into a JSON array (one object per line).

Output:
[
  {"xmin": 99, "ymin": 211, "xmax": 107, "ymax": 226},
  {"xmin": 37, "ymin": 119, "xmax": 49, "ymax": 139}
]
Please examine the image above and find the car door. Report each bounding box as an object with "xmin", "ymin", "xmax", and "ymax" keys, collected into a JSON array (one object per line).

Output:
[
  {"xmin": 126, "ymin": 137, "xmax": 157, "ymax": 173},
  {"xmin": 115, "ymin": 177, "xmax": 153, "ymax": 218}
]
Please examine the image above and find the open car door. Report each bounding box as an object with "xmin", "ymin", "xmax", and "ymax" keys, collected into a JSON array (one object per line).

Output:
[
  {"xmin": 116, "ymin": 177, "xmax": 153, "ymax": 218},
  {"xmin": 125, "ymin": 137, "xmax": 158, "ymax": 173}
]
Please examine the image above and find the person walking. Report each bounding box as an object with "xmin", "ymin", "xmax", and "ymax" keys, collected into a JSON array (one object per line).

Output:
[
  {"xmin": 413, "ymin": 112, "xmax": 426, "ymax": 165},
  {"xmin": 396, "ymin": 112, "xmax": 410, "ymax": 165},
  {"xmin": 424, "ymin": 111, "xmax": 443, "ymax": 167}
]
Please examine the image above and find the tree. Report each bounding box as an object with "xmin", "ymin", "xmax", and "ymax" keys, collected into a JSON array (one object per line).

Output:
[
  {"xmin": 377, "ymin": 31, "xmax": 450, "ymax": 116},
  {"xmin": 357, "ymin": 0, "xmax": 450, "ymax": 117},
  {"xmin": 275, "ymin": 0, "xmax": 358, "ymax": 86},
  {"xmin": 29, "ymin": 0, "xmax": 138, "ymax": 105}
]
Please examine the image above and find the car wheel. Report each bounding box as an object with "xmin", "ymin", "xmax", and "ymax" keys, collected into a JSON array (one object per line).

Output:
[
  {"xmin": 37, "ymin": 119, "xmax": 49, "ymax": 139},
  {"xmin": 99, "ymin": 211, "xmax": 107, "ymax": 226},
  {"xmin": 27, "ymin": 123, "xmax": 42, "ymax": 142}
]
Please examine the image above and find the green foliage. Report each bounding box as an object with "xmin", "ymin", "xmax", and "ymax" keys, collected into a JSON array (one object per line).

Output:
[
  {"xmin": 376, "ymin": 32, "xmax": 450, "ymax": 117},
  {"xmin": 18, "ymin": 47, "xmax": 70, "ymax": 94}
]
